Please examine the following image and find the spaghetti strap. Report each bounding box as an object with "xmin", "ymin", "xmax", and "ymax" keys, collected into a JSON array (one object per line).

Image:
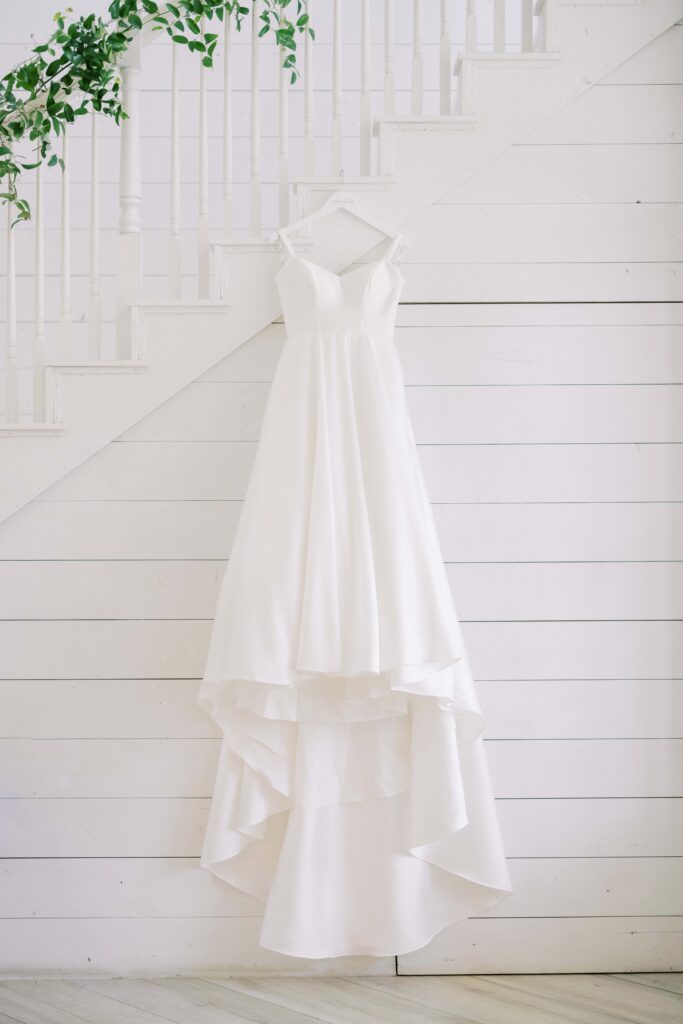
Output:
[{"xmin": 383, "ymin": 232, "xmax": 404, "ymax": 263}]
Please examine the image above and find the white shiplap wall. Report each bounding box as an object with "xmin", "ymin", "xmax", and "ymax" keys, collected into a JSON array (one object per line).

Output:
[{"xmin": 1, "ymin": 19, "xmax": 682, "ymax": 977}]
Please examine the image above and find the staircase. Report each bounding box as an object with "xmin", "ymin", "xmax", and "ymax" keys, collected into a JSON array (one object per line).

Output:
[{"xmin": 2, "ymin": 0, "xmax": 682, "ymax": 526}]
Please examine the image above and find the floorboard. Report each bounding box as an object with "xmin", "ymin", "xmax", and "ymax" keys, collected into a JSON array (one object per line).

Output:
[{"xmin": 0, "ymin": 975, "xmax": 679, "ymax": 1024}]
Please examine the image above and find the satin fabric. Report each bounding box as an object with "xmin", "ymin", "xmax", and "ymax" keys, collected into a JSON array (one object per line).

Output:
[{"xmin": 197, "ymin": 235, "xmax": 513, "ymax": 958}]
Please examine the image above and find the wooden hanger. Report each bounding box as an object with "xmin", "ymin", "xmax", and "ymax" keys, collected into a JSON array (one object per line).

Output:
[{"xmin": 273, "ymin": 171, "xmax": 409, "ymax": 250}]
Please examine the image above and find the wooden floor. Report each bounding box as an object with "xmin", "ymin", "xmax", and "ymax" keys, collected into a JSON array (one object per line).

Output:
[{"xmin": 0, "ymin": 973, "xmax": 681, "ymax": 1024}]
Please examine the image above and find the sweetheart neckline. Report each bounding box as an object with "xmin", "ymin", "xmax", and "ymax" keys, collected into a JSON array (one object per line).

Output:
[{"xmin": 275, "ymin": 254, "xmax": 405, "ymax": 284}]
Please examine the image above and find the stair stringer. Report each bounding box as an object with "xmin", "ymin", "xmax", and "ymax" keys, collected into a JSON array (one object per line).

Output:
[{"xmin": 1, "ymin": 0, "xmax": 681, "ymax": 527}]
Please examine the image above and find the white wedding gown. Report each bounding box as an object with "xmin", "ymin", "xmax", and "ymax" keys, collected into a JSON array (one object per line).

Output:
[{"xmin": 197, "ymin": 229, "xmax": 513, "ymax": 959}]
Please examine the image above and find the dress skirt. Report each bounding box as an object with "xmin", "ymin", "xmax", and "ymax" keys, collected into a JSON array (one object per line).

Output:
[{"xmin": 197, "ymin": 325, "xmax": 513, "ymax": 959}]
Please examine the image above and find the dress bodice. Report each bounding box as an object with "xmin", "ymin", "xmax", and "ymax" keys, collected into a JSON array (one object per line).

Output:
[{"xmin": 275, "ymin": 232, "xmax": 404, "ymax": 338}]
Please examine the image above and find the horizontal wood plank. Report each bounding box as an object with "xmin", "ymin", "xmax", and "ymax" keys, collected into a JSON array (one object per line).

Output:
[
  {"xmin": 3, "ymin": 797, "xmax": 679, "ymax": 859},
  {"xmin": 1, "ymin": 678, "xmax": 679, "ymax": 741},
  {"xmin": 2, "ymin": 619, "xmax": 682, "ymax": 679},
  {"xmin": 38, "ymin": 441, "xmax": 683, "ymax": 503},
  {"xmin": 1, "ymin": 857, "xmax": 680, "ymax": 920},
  {"xmin": 2, "ymin": 499, "xmax": 681, "ymax": 562},
  {"xmin": 1, "ymin": 737, "xmax": 680, "ymax": 799},
  {"xmin": 118, "ymin": 382, "xmax": 683, "ymax": 445},
  {"xmin": 0, "ymin": 916, "xmax": 678, "ymax": 977},
  {"xmin": 3, "ymin": 559, "xmax": 683, "ymax": 620}
]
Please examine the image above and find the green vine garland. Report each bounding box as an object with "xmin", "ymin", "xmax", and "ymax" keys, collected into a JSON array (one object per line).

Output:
[{"xmin": 0, "ymin": 0, "xmax": 314, "ymax": 225}]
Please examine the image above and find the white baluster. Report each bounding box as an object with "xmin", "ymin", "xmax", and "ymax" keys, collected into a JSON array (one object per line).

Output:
[
  {"xmin": 117, "ymin": 35, "xmax": 142, "ymax": 358},
  {"xmin": 411, "ymin": 0, "xmax": 422, "ymax": 115},
  {"xmin": 170, "ymin": 43, "xmax": 181, "ymax": 298},
  {"xmin": 33, "ymin": 162, "xmax": 45, "ymax": 422},
  {"xmin": 521, "ymin": 0, "xmax": 534, "ymax": 52},
  {"xmin": 439, "ymin": 0, "xmax": 451, "ymax": 115},
  {"xmin": 494, "ymin": 0, "xmax": 506, "ymax": 52},
  {"xmin": 250, "ymin": 0, "xmax": 261, "ymax": 235},
  {"xmin": 465, "ymin": 0, "xmax": 477, "ymax": 52},
  {"xmin": 59, "ymin": 129, "xmax": 70, "ymax": 360},
  {"xmin": 222, "ymin": 14, "xmax": 233, "ymax": 234},
  {"xmin": 359, "ymin": 0, "xmax": 371, "ymax": 174},
  {"xmin": 198, "ymin": 17, "xmax": 209, "ymax": 298},
  {"xmin": 331, "ymin": 0, "xmax": 342, "ymax": 175},
  {"xmin": 5, "ymin": 198, "xmax": 17, "ymax": 423},
  {"xmin": 384, "ymin": 0, "xmax": 395, "ymax": 115},
  {"xmin": 278, "ymin": 42, "xmax": 290, "ymax": 225},
  {"xmin": 303, "ymin": 0, "xmax": 314, "ymax": 175},
  {"xmin": 89, "ymin": 112, "xmax": 101, "ymax": 359}
]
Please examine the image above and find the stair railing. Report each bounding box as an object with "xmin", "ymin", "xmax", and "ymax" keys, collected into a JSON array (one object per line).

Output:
[{"xmin": 2, "ymin": 0, "xmax": 554, "ymax": 428}]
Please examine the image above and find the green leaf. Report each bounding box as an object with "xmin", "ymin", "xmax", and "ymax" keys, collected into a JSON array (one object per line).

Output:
[
  {"xmin": 172, "ymin": 34, "xmax": 188, "ymax": 43},
  {"xmin": 202, "ymin": 55, "xmax": 212, "ymax": 67}
]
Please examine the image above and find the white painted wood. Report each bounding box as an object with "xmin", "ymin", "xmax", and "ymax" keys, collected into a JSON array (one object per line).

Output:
[
  {"xmin": 198, "ymin": 19, "xmax": 210, "ymax": 298},
  {"xmin": 58, "ymin": 129, "xmax": 70, "ymax": 360},
  {"xmin": 411, "ymin": 0, "xmax": 423, "ymax": 114},
  {"xmin": 439, "ymin": 0, "xmax": 451, "ymax": 114},
  {"xmin": 359, "ymin": 975, "xmax": 683, "ymax": 1018},
  {"xmin": 412, "ymin": 202, "xmax": 683, "ymax": 264},
  {"xmin": 303, "ymin": 0, "xmax": 314, "ymax": 175},
  {"xmin": 466, "ymin": 0, "xmax": 478, "ymax": 51},
  {"xmin": 494, "ymin": 0, "xmax": 506, "ymax": 52},
  {"xmin": 525, "ymin": 82, "xmax": 683, "ymax": 144},
  {"xmin": 116, "ymin": 36, "xmax": 142, "ymax": 357},
  {"xmin": 250, "ymin": 1, "xmax": 261, "ymax": 235},
  {"xmin": 0, "ymin": 917, "xmax": 678, "ymax": 977},
  {"xmin": 331, "ymin": 0, "xmax": 343, "ymax": 175},
  {"xmin": 4, "ymin": 198, "xmax": 17, "ymax": 423},
  {"xmin": 384, "ymin": 0, "xmax": 395, "ymax": 115},
  {"xmin": 4, "ymin": 796, "xmax": 679, "ymax": 859},
  {"xmin": 5, "ymin": 557, "xmax": 683, "ymax": 622},
  {"xmin": 401, "ymin": 260, "xmax": 680, "ymax": 303},
  {"xmin": 0, "ymin": 975, "xmax": 678, "ymax": 1021},
  {"xmin": 2, "ymin": 497, "xmax": 681, "ymax": 562},
  {"xmin": 397, "ymin": 917, "xmax": 683, "ymax": 974},
  {"xmin": 0, "ymin": 919, "xmax": 392, "ymax": 977},
  {"xmin": 1, "ymin": 678, "xmax": 678, "ymax": 741},
  {"xmin": 0, "ymin": 849, "xmax": 624, "ymax": 939},
  {"xmin": 114, "ymin": 380, "xmax": 683, "ymax": 444},
  {"xmin": 36, "ymin": 439, "xmax": 683, "ymax": 503},
  {"xmin": 4, "ymin": 8, "xmax": 682, "ymax": 521},
  {"xmin": 3, "ymin": 619, "xmax": 681, "ymax": 683},
  {"xmin": 222, "ymin": 15, "xmax": 233, "ymax": 235},
  {"xmin": 88, "ymin": 113, "xmax": 101, "ymax": 360},
  {"xmin": 522, "ymin": 0, "xmax": 534, "ymax": 51},
  {"xmin": 32, "ymin": 162, "xmax": 45, "ymax": 421},
  {"xmin": 359, "ymin": 0, "xmax": 371, "ymax": 174},
  {"xmin": 0, "ymin": 858, "xmax": 260, "ymax": 918},
  {"xmin": 277, "ymin": 43, "xmax": 290, "ymax": 226},
  {"xmin": 3, "ymin": 736, "xmax": 680, "ymax": 800},
  {"xmin": 169, "ymin": 44, "xmax": 181, "ymax": 298}
]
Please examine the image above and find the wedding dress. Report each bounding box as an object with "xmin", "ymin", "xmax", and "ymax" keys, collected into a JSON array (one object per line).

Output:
[{"xmin": 197, "ymin": 229, "xmax": 513, "ymax": 959}]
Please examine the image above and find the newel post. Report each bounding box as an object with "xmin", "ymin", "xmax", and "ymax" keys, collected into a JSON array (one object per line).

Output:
[{"xmin": 117, "ymin": 35, "xmax": 142, "ymax": 358}]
